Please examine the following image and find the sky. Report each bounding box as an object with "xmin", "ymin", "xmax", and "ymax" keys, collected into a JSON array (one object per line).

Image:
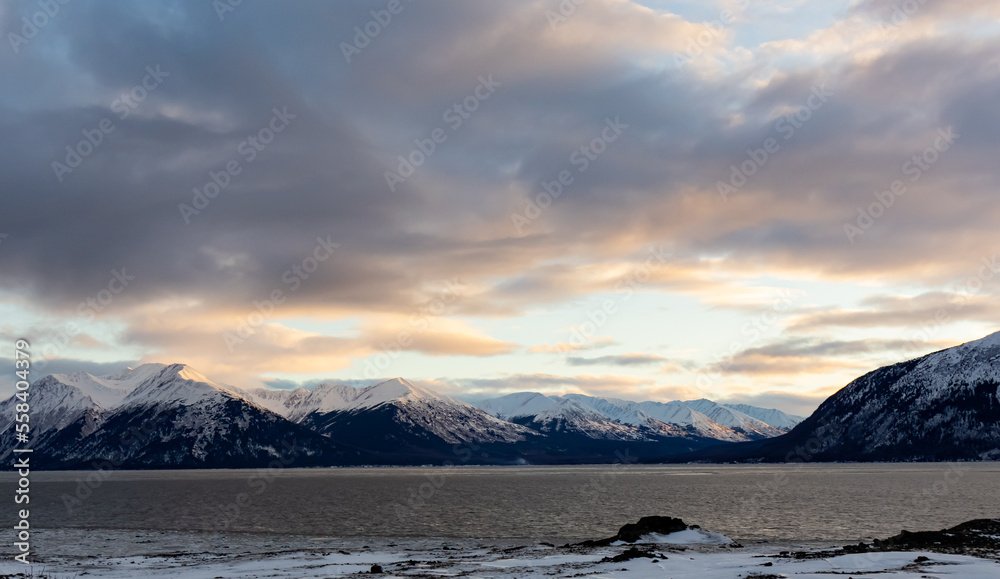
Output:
[{"xmin": 1, "ymin": 0, "xmax": 999, "ymax": 416}]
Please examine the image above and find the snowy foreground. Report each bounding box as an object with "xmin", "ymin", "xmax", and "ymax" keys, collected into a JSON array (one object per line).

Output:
[{"xmin": 3, "ymin": 528, "xmax": 998, "ymax": 578}]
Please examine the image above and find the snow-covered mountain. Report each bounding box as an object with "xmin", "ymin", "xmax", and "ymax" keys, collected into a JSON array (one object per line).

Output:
[
  {"xmin": 277, "ymin": 378, "xmax": 537, "ymax": 454},
  {"xmin": 692, "ymin": 331, "xmax": 1000, "ymax": 462},
  {"xmin": 0, "ymin": 364, "xmax": 357, "ymax": 467},
  {"xmin": 720, "ymin": 404, "xmax": 803, "ymax": 430},
  {"xmin": 477, "ymin": 393, "xmax": 636, "ymax": 439},
  {"xmin": 477, "ymin": 393, "xmax": 795, "ymax": 442}
]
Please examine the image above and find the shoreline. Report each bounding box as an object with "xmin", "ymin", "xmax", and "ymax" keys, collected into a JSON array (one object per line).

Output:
[{"xmin": 3, "ymin": 525, "xmax": 996, "ymax": 578}]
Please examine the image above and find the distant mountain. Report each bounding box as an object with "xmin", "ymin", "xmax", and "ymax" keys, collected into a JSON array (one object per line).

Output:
[
  {"xmin": 721, "ymin": 403, "xmax": 803, "ymax": 430},
  {"xmin": 477, "ymin": 393, "xmax": 797, "ymax": 442},
  {"xmin": 250, "ymin": 378, "xmax": 538, "ymax": 462},
  {"xmin": 680, "ymin": 331, "xmax": 1000, "ymax": 462}
]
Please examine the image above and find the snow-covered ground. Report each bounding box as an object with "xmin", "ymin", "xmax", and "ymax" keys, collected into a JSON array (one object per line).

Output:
[{"xmin": 3, "ymin": 528, "xmax": 997, "ymax": 578}]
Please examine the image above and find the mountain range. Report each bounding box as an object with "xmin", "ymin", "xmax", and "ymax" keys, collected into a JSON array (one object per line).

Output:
[
  {"xmin": 3, "ymin": 329, "xmax": 998, "ymax": 468},
  {"xmin": 0, "ymin": 363, "xmax": 798, "ymax": 468}
]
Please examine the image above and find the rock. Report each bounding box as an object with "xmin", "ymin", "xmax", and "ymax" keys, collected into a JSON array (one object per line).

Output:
[
  {"xmin": 875, "ymin": 519, "xmax": 1000, "ymax": 555},
  {"xmin": 617, "ymin": 516, "xmax": 689, "ymax": 543},
  {"xmin": 569, "ymin": 516, "xmax": 693, "ymax": 547},
  {"xmin": 369, "ymin": 563, "xmax": 383, "ymax": 573},
  {"xmin": 842, "ymin": 542, "xmax": 869, "ymax": 553},
  {"xmin": 777, "ymin": 519, "xmax": 1000, "ymax": 562}
]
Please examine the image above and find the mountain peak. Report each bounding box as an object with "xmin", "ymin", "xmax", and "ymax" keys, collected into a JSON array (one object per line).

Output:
[
  {"xmin": 120, "ymin": 362, "xmax": 252, "ymax": 407},
  {"xmin": 352, "ymin": 377, "xmax": 449, "ymax": 408}
]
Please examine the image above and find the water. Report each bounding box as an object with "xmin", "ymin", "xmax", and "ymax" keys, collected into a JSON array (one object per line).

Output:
[{"xmin": 4, "ymin": 463, "xmax": 998, "ymax": 542}]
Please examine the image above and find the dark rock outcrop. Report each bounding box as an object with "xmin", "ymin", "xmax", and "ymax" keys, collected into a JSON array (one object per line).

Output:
[
  {"xmin": 872, "ymin": 519, "xmax": 1000, "ymax": 555},
  {"xmin": 570, "ymin": 516, "xmax": 693, "ymax": 547},
  {"xmin": 783, "ymin": 519, "xmax": 1000, "ymax": 560}
]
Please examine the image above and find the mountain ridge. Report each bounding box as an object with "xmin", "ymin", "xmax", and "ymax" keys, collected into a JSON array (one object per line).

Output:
[{"xmin": 672, "ymin": 330, "xmax": 1000, "ymax": 463}]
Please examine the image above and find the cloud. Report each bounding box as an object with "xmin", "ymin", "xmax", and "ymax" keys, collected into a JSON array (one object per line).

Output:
[
  {"xmin": 788, "ymin": 292, "xmax": 1000, "ymax": 332},
  {"xmin": 707, "ymin": 336, "xmax": 952, "ymax": 377},
  {"xmin": 566, "ymin": 353, "xmax": 668, "ymax": 366},
  {"xmin": 527, "ymin": 337, "xmax": 618, "ymax": 354}
]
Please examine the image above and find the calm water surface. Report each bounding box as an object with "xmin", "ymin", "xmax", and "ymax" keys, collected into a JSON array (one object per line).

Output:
[{"xmin": 3, "ymin": 464, "xmax": 998, "ymax": 542}]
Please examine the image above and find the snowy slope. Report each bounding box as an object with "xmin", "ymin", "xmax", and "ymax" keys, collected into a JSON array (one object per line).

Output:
[
  {"xmin": 597, "ymin": 397, "xmax": 754, "ymax": 442},
  {"xmin": 0, "ymin": 376, "xmax": 103, "ymax": 445},
  {"xmin": 248, "ymin": 383, "xmax": 358, "ymax": 421},
  {"xmin": 248, "ymin": 387, "xmax": 313, "ymax": 417},
  {"xmin": 298, "ymin": 378, "xmax": 536, "ymax": 446},
  {"xmin": 521, "ymin": 397, "xmax": 668, "ymax": 441},
  {"xmin": 43, "ymin": 364, "xmax": 167, "ymax": 409},
  {"xmin": 479, "ymin": 393, "xmax": 792, "ymax": 442},
  {"xmin": 478, "ymin": 392, "xmax": 785, "ymax": 442},
  {"xmin": 681, "ymin": 399, "xmax": 786, "ymax": 438},
  {"xmin": 722, "ymin": 403, "xmax": 803, "ymax": 430},
  {"xmin": 477, "ymin": 392, "xmax": 560, "ymax": 419}
]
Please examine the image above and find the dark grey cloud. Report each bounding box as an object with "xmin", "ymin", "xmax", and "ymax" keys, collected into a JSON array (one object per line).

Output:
[
  {"xmin": 734, "ymin": 337, "xmax": 933, "ymax": 359},
  {"xmin": 789, "ymin": 292, "xmax": 1000, "ymax": 332},
  {"xmin": 708, "ymin": 336, "xmax": 955, "ymax": 377},
  {"xmin": 1, "ymin": 0, "xmax": 999, "ymax": 374}
]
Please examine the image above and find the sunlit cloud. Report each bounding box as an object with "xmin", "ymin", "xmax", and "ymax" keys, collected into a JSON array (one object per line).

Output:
[{"xmin": 1, "ymin": 0, "xmax": 998, "ymax": 415}]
